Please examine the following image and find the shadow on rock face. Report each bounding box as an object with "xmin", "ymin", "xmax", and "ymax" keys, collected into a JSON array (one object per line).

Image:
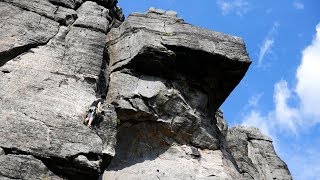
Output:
[
  {"xmin": 106, "ymin": 122, "xmax": 174, "ymax": 171},
  {"xmin": 103, "ymin": 117, "xmax": 244, "ymax": 179}
]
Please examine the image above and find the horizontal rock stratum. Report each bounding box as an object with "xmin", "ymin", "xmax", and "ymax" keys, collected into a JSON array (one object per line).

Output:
[{"xmin": 0, "ymin": 1, "xmax": 291, "ymax": 179}]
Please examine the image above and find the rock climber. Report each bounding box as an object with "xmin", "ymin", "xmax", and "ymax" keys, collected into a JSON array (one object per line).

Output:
[{"xmin": 83, "ymin": 95, "xmax": 106, "ymax": 128}]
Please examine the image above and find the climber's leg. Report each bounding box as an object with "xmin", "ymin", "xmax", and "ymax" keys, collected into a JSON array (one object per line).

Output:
[{"xmin": 87, "ymin": 116, "xmax": 94, "ymax": 128}]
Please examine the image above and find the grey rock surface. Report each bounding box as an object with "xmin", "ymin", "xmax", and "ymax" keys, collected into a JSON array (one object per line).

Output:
[
  {"xmin": 227, "ymin": 126, "xmax": 292, "ymax": 180},
  {"xmin": 0, "ymin": 0, "xmax": 123, "ymax": 179},
  {"xmin": 106, "ymin": 70, "xmax": 221, "ymax": 150},
  {"xmin": 0, "ymin": 1, "xmax": 60, "ymax": 66},
  {"xmin": 0, "ymin": 154, "xmax": 63, "ymax": 180},
  {"xmin": 216, "ymin": 109, "xmax": 228, "ymax": 137},
  {"xmin": 0, "ymin": 0, "xmax": 78, "ymax": 25},
  {"xmin": 103, "ymin": 8, "xmax": 291, "ymax": 180},
  {"xmin": 0, "ymin": 2, "xmax": 291, "ymax": 180},
  {"xmin": 104, "ymin": 130, "xmax": 241, "ymax": 179},
  {"xmin": 107, "ymin": 8, "xmax": 251, "ymax": 112},
  {"xmin": 48, "ymin": 0, "xmax": 81, "ymax": 9},
  {"xmin": 74, "ymin": 1, "xmax": 110, "ymax": 33}
]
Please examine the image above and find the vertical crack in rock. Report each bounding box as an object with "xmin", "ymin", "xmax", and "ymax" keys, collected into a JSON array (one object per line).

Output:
[{"xmin": 96, "ymin": 46, "xmax": 110, "ymax": 97}]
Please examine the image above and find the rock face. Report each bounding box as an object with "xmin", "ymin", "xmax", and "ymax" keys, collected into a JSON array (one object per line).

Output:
[
  {"xmin": 227, "ymin": 127, "xmax": 292, "ymax": 180},
  {"xmin": 0, "ymin": 0, "xmax": 123, "ymax": 179},
  {"xmin": 0, "ymin": 2, "xmax": 291, "ymax": 179}
]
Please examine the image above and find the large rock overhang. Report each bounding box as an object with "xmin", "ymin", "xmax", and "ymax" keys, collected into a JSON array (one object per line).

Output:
[{"xmin": 107, "ymin": 10, "xmax": 251, "ymax": 111}]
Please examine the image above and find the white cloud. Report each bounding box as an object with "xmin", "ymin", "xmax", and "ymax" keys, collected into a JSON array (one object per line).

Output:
[
  {"xmin": 270, "ymin": 21, "xmax": 280, "ymax": 34},
  {"xmin": 242, "ymin": 22, "xmax": 320, "ymax": 135},
  {"xmin": 293, "ymin": 2, "xmax": 304, "ymax": 10},
  {"xmin": 280, "ymin": 143, "xmax": 320, "ymax": 179},
  {"xmin": 241, "ymin": 22, "xmax": 320, "ymax": 180},
  {"xmin": 258, "ymin": 39, "xmax": 274, "ymax": 65},
  {"xmin": 247, "ymin": 93, "xmax": 264, "ymax": 108},
  {"xmin": 241, "ymin": 110, "xmax": 272, "ymax": 137},
  {"xmin": 242, "ymin": 81, "xmax": 300, "ymax": 137},
  {"xmin": 295, "ymin": 23, "xmax": 320, "ymax": 121},
  {"xmin": 258, "ymin": 22, "xmax": 279, "ymax": 66},
  {"xmin": 216, "ymin": 0, "xmax": 250, "ymax": 16},
  {"xmin": 273, "ymin": 80, "xmax": 301, "ymax": 133}
]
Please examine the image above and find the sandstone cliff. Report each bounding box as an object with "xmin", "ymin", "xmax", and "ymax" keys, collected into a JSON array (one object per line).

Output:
[{"xmin": 0, "ymin": 1, "xmax": 291, "ymax": 179}]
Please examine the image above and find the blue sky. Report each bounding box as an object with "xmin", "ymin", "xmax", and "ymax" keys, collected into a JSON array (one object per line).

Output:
[{"xmin": 118, "ymin": 1, "xmax": 320, "ymax": 179}]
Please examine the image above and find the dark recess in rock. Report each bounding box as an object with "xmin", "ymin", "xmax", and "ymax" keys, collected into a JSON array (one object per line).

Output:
[
  {"xmin": 1, "ymin": 147, "xmax": 102, "ymax": 180},
  {"xmin": 0, "ymin": 44, "xmax": 41, "ymax": 67},
  {"xmin": 40, "ymin": 154, "xmax": 100, "ymax": 180},
  {"xmin": 96, "ymin": 46, "xmax": 110, "ymax": 97},
  {"xmin": 165, "ymin": 45, "xmax": 251, "ymax": 111}
]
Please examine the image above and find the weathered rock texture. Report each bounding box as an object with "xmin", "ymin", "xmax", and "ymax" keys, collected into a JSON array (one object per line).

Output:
[
  {"xmin": 102, "ymin": 9, "xmax": 291, "ymax": 180},
  {"xmin": 0, "ymin": 2, "xmax": 291, "ymax": 179},
  {"xmin": 227, "ymin": 126, "xmax": 292, "ymax": 180},
  {"xmin": 0, "ymin": 0, "xmax": 123, "ymax": 179}
]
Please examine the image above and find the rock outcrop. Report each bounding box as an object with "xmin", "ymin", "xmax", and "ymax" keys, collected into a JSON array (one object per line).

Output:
[
  {"xmin": 103, "ymin": 9, "xmax": 250, "ymax": 179},
  {"xmin": 227, "ymin": 126, "xmax": 292, "ymax": 180},
  {"xmin": 0, "ymin": 0, "xmax": 123, "ymax": 179},
  {"xmin": 0, "ymin": 1, "xmax": 291, "ymax": 179}
]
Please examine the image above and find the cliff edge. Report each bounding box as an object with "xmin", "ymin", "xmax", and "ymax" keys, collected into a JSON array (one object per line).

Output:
[{"xmin": 0, "ymin": 1, "xmax": 291, "ymax": 179}]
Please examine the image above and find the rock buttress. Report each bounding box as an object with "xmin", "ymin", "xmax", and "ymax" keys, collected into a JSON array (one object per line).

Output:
[
  {"xmin": 103, "ymin": 8, "xmax": 291, "ymax": 179},
  {"xmin": 0, "ymin": 0, "xmax": 123, "ymax": 179},
  {"xmin": 103, "ymin": 8, "xmax": 251, "ymax": 179},
  {"xmin": 226, "ymin": 126, "xmax": 292, "ymax": 180}
]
